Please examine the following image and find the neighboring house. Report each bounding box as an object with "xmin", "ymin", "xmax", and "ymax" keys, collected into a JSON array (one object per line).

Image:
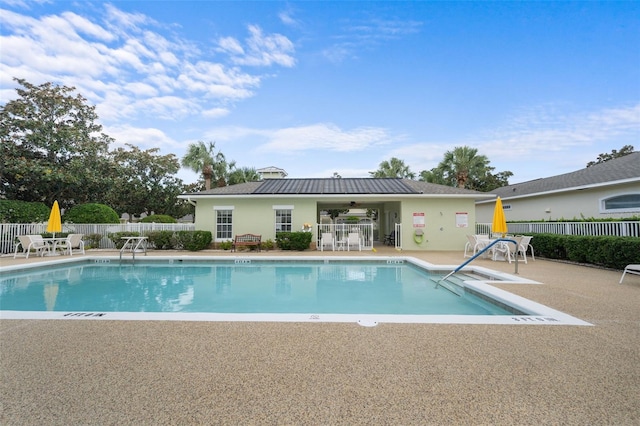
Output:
[
  {"xmin": 179, "ymin": 178, "xmax": 493, "ymax": 251},
  {"xmin": 476, "ymin": 152, "xmax": 640, "ymax": 222}
]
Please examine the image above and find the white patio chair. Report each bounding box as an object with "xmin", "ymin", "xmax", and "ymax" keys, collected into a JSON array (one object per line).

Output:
[
  {"xmin": 13, "ymin": 235, "xmax": 51, "ymax": 259},
  {"xmin": 63, "ymin": 234, "xmax": 85, "ymax": 255},
  {"xmin": 464, "ymin": 235, "xmax": 489, "ymax": 258},
  {"xmin": 346, "ymin": 232, "xmax": 362, "ymax": 251},
  {"xmin": 319, "ymin": 232, "xmax": 335, "ymax": 251},
  {"xmin": 492, "ymin": 236, "xmax": 522, "ymax": 263},
  {"xmin": 517, "ymin": 235, "xmax": 534, "ymax": 262}
]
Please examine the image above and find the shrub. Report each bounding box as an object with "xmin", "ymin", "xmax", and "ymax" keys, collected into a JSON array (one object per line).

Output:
[
  {"xmin": 0, "ymin": 200, "xmax": 49, "ymax": 223},
  {"xmin": 172, "ymin": 230, "xmax": 212, "ymax": 251},
  {"xmin": 140, "ymin": 214, "xmax": 177, "ymax": 223},
  {"xmin": 261, "ymin": 239, "xmax": 275, "ymax": 251},
  {"xmin": 529, "ymin": 233, "xmax": 640, "ymax": 269},
  {"xmin": 218, "ymin": 240, "xmax": 233, "ymax": 250},
  {"xmin": 64, "ymin": 203, "xmax": 120, "ymax": 224},
  {"xmin": 146, "ymin": 230, "xmax": 175, "ymax": 249},
  {"xmin": 276, "ymin": 232, "xmax": 313, "ymax": 251},
  {"xmin": 85, "ymin": 233, "xmax": 103, "ymax": 249}
]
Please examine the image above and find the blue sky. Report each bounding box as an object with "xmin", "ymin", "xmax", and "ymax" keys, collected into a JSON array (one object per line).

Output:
[{"xmin": 1, "ymin": 1, "xmax": 639, "ymax": 185}]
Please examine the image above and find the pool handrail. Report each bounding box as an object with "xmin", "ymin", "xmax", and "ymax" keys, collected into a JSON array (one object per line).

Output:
[{"xmin": 440, "ymin": 238, "xmax": 519, "ymax": 283}]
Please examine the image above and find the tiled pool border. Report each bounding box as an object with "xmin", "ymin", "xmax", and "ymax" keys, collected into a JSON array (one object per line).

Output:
[{"xmin": 0, "ymin": 255, "xmax": 592, "ymax": 326}]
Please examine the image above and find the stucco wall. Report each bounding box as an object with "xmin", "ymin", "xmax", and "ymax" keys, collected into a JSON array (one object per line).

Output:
[
  {"xmin": 194, "ymin": 197, "xmax": 319, "ymax": 243},
  {"xmin": 476, "ymin": 182, "xmax": 640, "ymax": 222},
  {"xmin": 193, "ymin": 196, "xmax": 477, "ymax": 251},
  {"xmin": 399, "ymin": 198, "xmax": 476, "ymax": 251}
]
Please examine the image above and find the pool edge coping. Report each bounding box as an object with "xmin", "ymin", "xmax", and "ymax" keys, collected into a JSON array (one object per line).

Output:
[{"xmin": 0, "ymin": 255, "xmax": 592, "ymax": 326}]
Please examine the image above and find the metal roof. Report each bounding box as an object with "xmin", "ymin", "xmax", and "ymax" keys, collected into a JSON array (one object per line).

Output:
[
  {"xmin": 181, "ymin": 178, "xmax": 490, "ymax": 197},
  {"xmin": 252, "ymin": 178, "xmax": 417, "ymax": 194}
]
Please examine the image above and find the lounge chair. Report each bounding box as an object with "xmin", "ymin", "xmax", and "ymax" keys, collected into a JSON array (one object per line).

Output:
[
  {"xmin": 13, "ymin": 235, "xmax": 51, "ymax": 259},
  {"xmin": 619, "ymin": 264, "xmax": 640, "ymax": 284},
  {"xmin": 347, "ymin": 232, "xmax": 362, "ymax": 251},
  {"xmin": 319, "ymin": 232, "xmax": 335, "ymax": 251}
]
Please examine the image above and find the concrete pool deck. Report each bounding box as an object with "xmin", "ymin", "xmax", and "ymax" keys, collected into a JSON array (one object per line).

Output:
[{"xmin": 1, "ymin": 247, "xmax": 639, "ymax": 425}]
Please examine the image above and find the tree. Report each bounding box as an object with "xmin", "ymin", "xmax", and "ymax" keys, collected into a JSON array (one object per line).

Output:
[
  {"xmin": 227, "ymin": 167, "xmax": 261, "ymax": 185},
  {"xmin": 467, "ymin": 169, "xmax": 513, "ymax": 192},
  {"xmin": 434, "ymin": 146, "xmax": 490, "ymax": 189},
  {"xmin": 324, "ymin": 208, "xmax": 349, "ymax": 221},
  {"xmin": 419, "ymin": 146, "xmax": 511, "ymax": 191},
  {"xmin": 419, "ymin": 168, "xmax": 446, "ymax": 185},
  {"xmin": 369, "ymin": 157, "xmax": 416, "ymax": 179},
  {"xmin": 181, "ymin": 141, "xmax": 235, "ymax": 190},
  {"xmin": 106, "ymin": 144, "xmax": 185, "ymax": 218},
  {"xmin": 586, "ymin": 145, "xmax": 635, "ymax": 167},
  {"xmin": 0, "ymin": 78, "xmax": 114, "ymax": 208}
]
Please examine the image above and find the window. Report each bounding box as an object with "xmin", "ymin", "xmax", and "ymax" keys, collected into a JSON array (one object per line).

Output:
[
  {"xmin": 215, "ymin": 209, "xmax": 233, "ymax": 240},
  {"xmin": 601, "ymin": 193, "xmax": 640, "ymax": 213},
  {"xmin": 275, "ymin": 209, "xmax": 292, "ymax": 232}
]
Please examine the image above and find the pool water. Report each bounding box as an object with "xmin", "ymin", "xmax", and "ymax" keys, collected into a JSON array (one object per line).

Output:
[{"xmin": 0, "ymin": 261, "xmax": 512, "ymax": 316}]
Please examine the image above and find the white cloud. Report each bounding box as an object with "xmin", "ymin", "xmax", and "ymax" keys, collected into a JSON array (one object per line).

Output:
[
  {"xmin": 105, "ymin": 125, "xmax": 180, "ymax": 152},
  {"xmin": 278, "ymin": 8, "xmax": 300, "ymax": 27},
  {"xmin": 223, "ymin": 25, "xmax": 296, "ymax": 67},
  {"xmin": 477, "ymin": 103, "xmax": 640, "ymax": 162},
  {"xmin": 0, "ymin": 3, "xmax": 299, "ymax": 135},
  {"xmin": 258, "ymin": 123, "xmax": 393, "ymax": 153},
  {"xmin": 202, "ymin": 107, "xmax": 230, "ymax": 119}
]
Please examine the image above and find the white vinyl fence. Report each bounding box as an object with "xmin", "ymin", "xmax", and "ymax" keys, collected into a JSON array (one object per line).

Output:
[
  {"xmin": 476, "ymin": 221, "xmax": 640, "ymax": 238},
  {"xmin": 316, "ymin": 223, "xmax": 375, "ymax": 250},
  {"xmin": 0, "ymin": 223, "xmax": 195, "ymax": 254}
]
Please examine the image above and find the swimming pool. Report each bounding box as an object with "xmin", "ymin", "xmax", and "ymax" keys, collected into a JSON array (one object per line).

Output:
[{"xmin": 0, "ymin": 256, "xmax": 591, "ymax": 326}]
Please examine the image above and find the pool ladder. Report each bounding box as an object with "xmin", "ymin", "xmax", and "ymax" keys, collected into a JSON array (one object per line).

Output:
[{"xmin": 119, "ymin": 238, "xmax": 148, "ymax": 263}]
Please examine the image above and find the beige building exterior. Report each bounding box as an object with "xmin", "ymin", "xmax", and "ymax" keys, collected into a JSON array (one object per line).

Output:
[
  {"xmin": 180, "ymin": 178, "xmax": 493, "ymax": 251},
  {"xmin": 476, "ymin": 152, "xmax": 640, "ymax": 222}
]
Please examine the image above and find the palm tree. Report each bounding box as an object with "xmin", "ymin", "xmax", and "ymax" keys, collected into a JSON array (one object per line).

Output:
[
  {"xmin": 181, "ymin": 141, "xmax": 234, "ymax": 190},
  {"xmin": 437, "ymin": 146, "xmax": 489, "ymax": 188},
  {"xmin": 227, "ymin": 167, "xmax": 261, "ymax": 185},
  {"xmin": 369, "ymin": 157, "xmax": 416, "ymax": 179}
]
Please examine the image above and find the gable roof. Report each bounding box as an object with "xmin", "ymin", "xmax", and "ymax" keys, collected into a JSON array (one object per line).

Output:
[
  {"xmin": 182, "ymin": 178, "xmax": 488, "ymax": 197},
  {"xmin": 487, "ymin": 152, "xmax": 640, "ymax": 201}
]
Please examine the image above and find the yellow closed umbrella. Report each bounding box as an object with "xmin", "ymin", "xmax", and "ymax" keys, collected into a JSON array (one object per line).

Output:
[
  {"xmin": 491, "ymin": 196, "xmax": 508, "ymax": 237},
  {"xmin": 46, "ymin": 200, "xmax": 62, "ymax": 237}
]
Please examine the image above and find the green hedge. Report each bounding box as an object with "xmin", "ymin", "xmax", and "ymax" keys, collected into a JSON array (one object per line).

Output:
[
  {"xmin": 529, "ymin": 233, "xmax": 640, "ymax": 270},
  {"xmin": 108, "ymin": 230, "xmax": 212, "ymax": 251},
  {"xmin": 276, "ymin": 231, "xmax": 313, "ymax": 251},
  {"xmin": 140, "ymin": 214, "xmax": 177, "ymax": 223},
  {"xmin": 172, "ymin": 231, "xmax": 212, "ymax": 251}
]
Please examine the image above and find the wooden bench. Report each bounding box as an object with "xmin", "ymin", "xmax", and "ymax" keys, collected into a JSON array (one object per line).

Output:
[{"xmin": 231, "ymin": 234, "xmax": 261, "ymax": 252}]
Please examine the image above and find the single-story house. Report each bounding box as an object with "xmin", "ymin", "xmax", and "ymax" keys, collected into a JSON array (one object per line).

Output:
[
  {"xmin": 179, "ymin": 177, "xmax": 493, "ymax": 251},
  {"xmin": 476, "ymin": 151, "xmax": 640, "ymax": 222}
]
